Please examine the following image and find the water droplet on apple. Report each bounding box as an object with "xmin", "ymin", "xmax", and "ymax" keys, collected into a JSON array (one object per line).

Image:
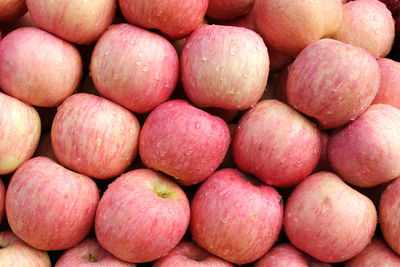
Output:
[
  {"xmin": 142, "ymin": 66, "xmax": 149, "ymax": 72},
  {"xmin": 230, "ymin": 47, "xmax": 237, "ymax": 55},
  {"xmin": 154, "ymin": 72, "xmax": 160, "ymax": 81},
  {"xmin": 138, "ymin": 53, "xmax": 144, "ymax": 58},
  {"xmin": 234, "ymin": 202, "xmax": 241, "ymax": 208},
  {"xmin": 136, "ymin": 61, "xmax": 142, "ymax": 66}
]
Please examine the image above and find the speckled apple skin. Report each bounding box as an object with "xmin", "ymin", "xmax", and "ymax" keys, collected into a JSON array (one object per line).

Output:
[
  {"xmin": 328, "ymin": 104, "xmax": 400, "ymax": 187},
  {"xmin": 285, "ymin": 172, "xmax": 377, "ymax": 263},
  {"xmin": 95, "ymin": 169, "xmax": 190, "ymax": 263},
  {"xmin": 207, "ymin": 0, "xmax": 254, "ymax": 20},
  {"xmin": 6, "ymin": 157, "xmax": 99, "ymax": 251},
  {"xmin": 26, "ymin": 0, "xmax": 115, "ymax": 44},
  {"xmin": 51, "ymin": 93, "xmax": 140, "ymax": 180},
  {"xmin": 232, "ymin": 99, "xmax": 322, "ymax": 187},
  {"xmin": 253, "ymin": 0, "xmax": 342, "ymax": 56},
  {"xmin": 181, "ymin": 25, "xmax": 269, "ymax": 110},
  {"xmin": 119, "ymin": 0, "xmax": 207, "ymax": 39},
  {"xmin": 0, "ymin": 0, "xmax": 26, "ymax": 22},
  {"xmin": 139, "ymin": 100, "xmax": 230, "ymax": 186},
  {"xmin": 287, "ymin": 39, "xmax": 380, "ymax": 129},
  {"xmin": 90, "ymin": 24, "xmax": 179, "ymax": 114},
  {"xmin": 0, "ymin": 27, "xmax": 82, "ymax": 107},
  {"xmin": 333, "ymin": 0, "xmax": 395, "ymax": 58},
  {"xmin": 0, "ymin": 92, "xmax": 40, "ymax": 175},
  {"xmin": 191, "ymin": 168, "xmax": 283, "ymax": 265},
  {"xmin": 372, "ymin": 58, "xmax": 400, "ymax": 109}
]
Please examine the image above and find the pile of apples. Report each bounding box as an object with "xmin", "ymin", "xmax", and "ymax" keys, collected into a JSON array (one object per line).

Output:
[{"xmin": 2, "ymin": 0, "xmax": 400, "ymax": 266}]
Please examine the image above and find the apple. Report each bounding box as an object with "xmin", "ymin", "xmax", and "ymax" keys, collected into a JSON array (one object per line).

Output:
[
  {"xmin": 253, "ymin": 0, "xmax": 343, "ymax": 56},
  {"xmin": 0, "ymin": 27, "xmax": 82, "ymax": 107},
  {"xmin": 328, "ymin": 104, "xmax": 400, "ymax": 187},
  {"xmin": 0, "ymin": 231, "xmax": 51, "ymax": 266},
  {"xmin": 333, "ymin": 0, "xmax": 395, "ymax": 58},
  {"xmin": 119, "ymin": 0, "xmax": 208, "ymax": 39},
  {"xmin": 171, "ymin": 18, "xmax": 208, "ymax": 57},
  {"xmin": 0, "ymin": 178, "xmax": 4, "ymax": 224},
  {"xmin": 55, "ymin": 238, "xmax": 136, "ymax": 267},
  {"xmin": 6, "ymin": 157, "xmax": 99, "ymax": 250},
  {"xmin": 190, "ymin": 168, "xmax": 283, "ymax": 264},
  {"xmin": 379, "ymin": 0, "xmax": 400, "ymax": 17},
  {"xmin": 0, "ymin": 92, "xmax": 41, "ymax": 175},
  {"xmin": 51, "ymin": 93, "xmax": 140, "ymax": 180},
  {"xmin": 285, "ymin": 172, "xmax": 377, "ymax": 263},
  {"xmin": 95, "ymin": 169, "xmax": 190, "ymax": 263},
  {"xmin": 153, "ymin": 241, "xmax": 234, "ymax": 267},
  {"xmin": 90, "ymin": 23, "xmax": 179, "ymax": 114},
  {"xmin": 372, "ymin": 58, "xmax": 400, "ymax": 109},
  {"xmin": 26, "ymin": 0, "xmax": 115, "ymax": 44},
  {"xmin": 139, "ymin": 99, "xmax": 230, "ymax": 186},
  {"xmin": 181, "ymin": 25, "xmax": 269, "ymax": 110},
  {"xmin": 287, "ymin": 39, "xmax": 380, "ymax": 129},
  {"xmin": 232, "ymin": 99, "xmax": 322, "ymax": 187},
  {"xmin": 0, "ymin": 0, "xmax": 26, "ymax": 22},
  {"xmin": 207, "ymin": 0, "xmax": 254, "ymax": 20}
]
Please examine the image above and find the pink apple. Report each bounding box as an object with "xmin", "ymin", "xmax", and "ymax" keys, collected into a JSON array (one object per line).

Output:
[
  {"xmin": 139, "ymin": 99, "xmax": 230, "ymax": 186},
  {"xmin": 153, "ymin": 241, "xmax": 234, "ymax": 267},
  {"xmin": 119, "ymin": 0, "xmax": 207, "ymax": 39},
  {"xmin": 372, "ymin": 58, "xmax": 400, "ymax": 109},
  {"xmin": 233, "ymin": 99, "xmax": 322, "ymax": 187},
  {"xmin": 0, "ymin": 92, "xmax": 40, "ymax": 175},
  {"xmin": 285, "ymin": 172, "xmax": 377, "ymax": 263},
  {"xmin": 328, "ymin": 104, "xmax": 400, "ymax": 187},
  {"xmin": 0, "ymin": 231, "xmax": 51, "ymax": 266},
  {"xmin": 287, "ymin": 39, "xmax": 380, "ymax": 129},
  {"xmin": 253, "ymin": 0, "xmax": 343, "ymax": 56},
  {"xmin": 6, "ymin": 157, "xmax": 99, "ymax": 250},
  {"xmin": 0, "ymin": 27, "xmax": 82, "ymax": 107},
  {"xmin": 51, "ymin": 93, "xmax": 140, "ymax": 180},
  {"xmin": 95, "ymin": 169, "xmax": 190, "ymax": 263},
  {"xmin": 0, "ymin": 0, "xmax": 26, "ymax": 22},
  {"xmin": 0, "ymin": 178, "xmax": 4, "ymax": 224},
  {"xmin": 333, "ymin": 0, "xmax": 395, "ymax": 58},
  {"xmin": 26, "ymin": 0, "xmax": 115, "ymax": 44},
  {"xmin": 191, "ymin": 168, "xmax": 283, "ymax": 264},
  {"xmin": 55, "ymin": 238, "xmax": 136, "ymax": 267},
  {"xmin": 90, "ymin": 23, "xmax": 179, "ymax": 114},
  {"xmin": 181, "ymin": 25, "xmax": 269, "ymax": 110},
  {"xmin": 207, "ymin": 0, "xmax": 254, "ymax": 20}
]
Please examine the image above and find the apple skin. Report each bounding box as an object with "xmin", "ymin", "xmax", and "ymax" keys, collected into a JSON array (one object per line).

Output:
[
  {"xmin": 0, "ymin": 0, "xmax": 26, "ymax": 22},
  {"xmin": 0, "ymin": 231, "xmax": 51, "ymax": 267},
  {"xmin": 153, "ymin": 241, "xmax": 234, "ymax": 267},
  {"xmin": 285, "ymin": 172, "xmax": 377, "ymax": 263},
  {"xmin": 190, "ymin": 168, "xmax": 283, "ymax": 264},
  {"xmin": 6, "ymin": 157, "xmax": 99, "ymax": 250},
  {"xmin": 253, "ymin": 0, "xmax": 342, "ymax": 57},
  {"xmin": 328, "ymin": 104, "xmax": 400, "ymax": 187},
  {"xmin": 51, "ymin": 93, "xmax": 140, "ymax": 180},
  {"xmin": 90, "ymin": 23, "xmax": 179, "ymax": 114},
  {"xmin": 207, "ymin": 0, "xmax": 254, "ymax": 20},
  {"xmin": 345, "ymin": 238, "xmax": 400, "ymax": 266},
  {"xmin": 55, "ymin": 238, "xmax": 136, "ymax": 267},
  {"xmin": 372, "ymin": 58, "xmax": 400, "ymax": 109},
  {"xmin": 379, "ymin": 0, "xmax": 400, "ymax": 17},
  {"xmin": 181, "ymin": 25, "xmax": 269, "ymax": 110},
  {"xmin": 0, "ymin": 92, "xmax": 41, "ymax": 175},
  {"xmin": 287, "ymin": 39, "xmax": 380, "ymax": 129},
  {"xmin": 95, "ymin": 169, "xmax": 190, "ymax": 263},
  {"xmin": 26, "ymin": 0, "xmax": 115, "ymax": 44},
  {"xmin": 232, "ymin": 99, "xmax": 322, "ymax": 187},
  {"xmin": 119, "ymin": 0, "xmax": 207, "ymax": 40},
  {"xmin": 139, "ymin": 99, "xmax": 230, "ymax": 186},
  {"xmin": 333, "ymin": 0, "xmax": 395, "ymax": 58},
  {"xmin": 0, "ymin": 27, "xmax": 82, "ymax": 107},
  {"xmin": 0, "ymin": 179, "xmax": 4, "ymax": 224}
]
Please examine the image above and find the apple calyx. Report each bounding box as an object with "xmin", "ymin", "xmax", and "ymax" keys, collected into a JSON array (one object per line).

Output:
[
  {"xmin": 154, "ymin": 182, "xmax": 176, "ymax": 199},
  {"xmin": 82, "ymin": 253, "xmax": 98, "ymax": 263}
]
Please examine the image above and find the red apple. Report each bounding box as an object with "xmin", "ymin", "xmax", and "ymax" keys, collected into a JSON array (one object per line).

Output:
[
  {"xmin": 191, "ymin": 168, "xmax": 283, "ymax": 264},
  {"xmin": 0, "ymin": 231, "xmax": 51, "ymax": 266},
  {"xmin": 181, "ymin": 25, "xmax": 269, "ymax": 110},
  {"xmin": 153, "ymin": 241, "xmax": 233, "ymax": 267},
  {"xmin": 372, "ymin": 58, "xmax": 400, "ymax": 109},
  {"xmin": 328, "ymin": 104, "xmax": 400, "ymax": 187},
  {"xmin": 90, "ymin": 23, "xmax": 179, "ymax": 114},
  {"xmin": 233, "ymin": 100, "xmax": 322, "ymax": 187},
  {"xmin": 253, "ymin": 0, "xmax": 343, "ymax": 56},
  {"xmin": 26, "ymin": 0, "xmax": 115, "ymax": 44},
  {"xmin": 333, "ymin": 0, "xmax": 395, "ymax": 58},
  {"xmin": 287, "ymin": 39, "xmax": 380, "ymax": 129},
  {"xmin": 285, "ymin": 172, "xmax": 377, "ymax": 263},
  {"xmin": 6, "ymin": 157, "xmax": 99, "ymax": 250},
  {"xmin": 95, "ymin": 169, "xmax": 190, "ymax": 263},
  {"xmin": 0, "ymin": 92, "xmax": 41, "ymax": 175},
  {"xmin": 0, "ymin": 0, "xmax": 26, "ymax": 22},
  {"xmin": 139, "ymin": 99, "xmax": 230, "ymax": 186},
  {"xmin": 55, "ymin": 238, "xmax": 136, "ymax": 267},
  {"xmin": 207, "ymin": 0, "xmax": 254, "ymax": 20},
  {"xmin": 51, "ymin": 93, "xmax": 140, "ymax": 180},
  {"xmin": 119, "ymin": 0, "xmax": 208, "ymax": 39},
  {"xmin": 0, "ymin": 178, "xmax": 4, "ymax": 224},
  {"xmin": 0, "ymin": 27, "xmax": 82, "ymax": 107}
]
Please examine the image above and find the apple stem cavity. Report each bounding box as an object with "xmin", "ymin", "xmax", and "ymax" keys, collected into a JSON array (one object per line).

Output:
[{"xmin": 82, "ymin": 253, "xmax": 98, "ymax": 263}]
